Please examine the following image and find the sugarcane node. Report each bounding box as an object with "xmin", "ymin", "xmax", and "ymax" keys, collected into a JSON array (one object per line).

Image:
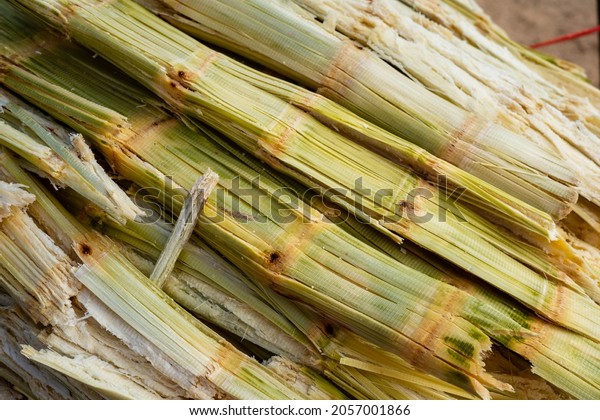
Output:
[{"xmin": 439, "ymin": 136, "xmax": 460, "ymax": 163}]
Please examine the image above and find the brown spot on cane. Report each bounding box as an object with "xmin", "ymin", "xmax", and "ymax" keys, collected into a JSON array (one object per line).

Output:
[
  {"xmin": 360, "ymin": 17, "xmax": 375, "ymax": 29},
  {"xmin": 266, "ymin": 250, "xmax": 289, "ymax": 274},
  {"xmin": 176, "ymin": 69, "xmax": 194, "ymax": 81},
  {"xmin": 268, "ymin": 251, "xmax": 282, "ymax": 265},
  {"xmin": 264, "ymin": 222, "xmax": 324, "ymax": 275},
  {"xmin": 324, "ymin": 322, "xmax": 335, "ymax": 335},
  {"xmin": 79, "ymin": 243, "xmax": 92, "ymax": 256}
]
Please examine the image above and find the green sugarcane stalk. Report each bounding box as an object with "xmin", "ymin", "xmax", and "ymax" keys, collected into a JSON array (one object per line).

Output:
[
  {"xmin": 79, "ymin": 196, "xmax": 474, "ymax": 399},
  {"xmin": 399, "ymin": 0, "xmax": 600, "ymax": 231},
  {"xmin": 0, "ymin": 151, "xmax": 330, "ymax": 400},
  {"xmin": 251, "ymin": 169, "xmax": 600, "ymax": 399},
  {"xmin": 0, "ymin": 90, "xmax": 142, "ymax": 223},
  {"xmin": 0, "ymin": 90, "xmax": 468, "ymax": 398},
  {"xmin": 111, "ymin": 225, "xmax": 477, "ymax": 398},
  {"xmin": 0, "ymin": 4, "xmax": 529, "ymax": 396},
  {"xmin": 0, "ymin": 172, "xmax": 189, "ymax": 399},
  {"xmin": 0, "ymin": 93, "xmax": 468, "ymax": 398},
  {"xmin": 0, "ymin": 33, "xmax": 465, "ymax": 400},
  {"xmin": 311, "ymin": 0, "xmax": 599, "ymax": 190},
  {"xmin": 1, "ymin": 13, "xmax": 596, "ymax": 398},
  {"xmin": 137, "ymin": 0, "xmax": 579, "ymax": 221},
  {"xmin": 188, "ymin": 64, "xmax": 600, "ymax": 306},
  {"xmin": 133, "ymin": 0, "xmax": 561, "ymax": 242},
  {"xmin": 10, "ymin": 0, "xmax": 600, "ymax": 341},
  {"xmin": 331, "ymin": 205, "xmax": 600, "ymax": 399},
  {"xmin": 282, "ymin": 0, "xmax": 600, "ymax": 210},
  {"xmin": 67, "ymin": 195, "xmax": 324, "ymax": 368},
  {"xmin": 0, "ymin": 97, "xmax": 324, "ymax": 368}
]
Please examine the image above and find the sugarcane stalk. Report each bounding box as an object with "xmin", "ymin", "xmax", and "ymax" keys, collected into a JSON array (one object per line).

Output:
[
  {"xmin": 10, "ymin": 0, "xmax": 600, "ymax": 343},
  {"xmin": 0, "ymin": 35, "xmax": 584, "ymax": 400},
  {"xmin": 0, "ymin": 161, "xmax": 190, "ymax": 398},
  {"xmin": 192, "ymin": 67, "xmax": 600, "ymax": 306},
  {"xmin": 403, "ymin": 0, "xmax": 600, "ymax": 226},
  {"xmin": 99, "ymin": 220, "xmax": 323, "ymax": 367},
  {"xmin": 135, "ymin": 0, "xmax": 559, "ymax": 240},
  {"xmin": 430, "ymin": 0, "xmax": 600, "ymax": 108},
  {"xmin": 160, "ymin": 0, "xmax": 600, "ymax": 249},
  {"xmin": 2, "ymin": 13, "xmax": 312, "ymax": 378},
  {"xmin": 220, "ymin": 73, "xmax": 556, "ymax": 238},
  {"xmin": 10, "ymin": 2, "xmax": 600, "ymax": 398},
  {"xmin": 53, "ymin": 170, "xmax": 335, "ymax": 373},
  {"xmin": 20, "ymin": 346, "xmax": 163, "ymax": 400},
  {"xmin": 0, "ymin": 150, "xmax": 328, "ymax": 400},
  {"xmin": 0, "ymin": 175, "xmax": 187, "ymax": 399},
  {"xmin": 284, "ymin": 0, "xmax": 600, "ymax": 209},
  {"xmin": 227, "ymin": 152, "xmax": 600, "ymax": 400},
  {"xmin": 102, "ymin": 146, "xmax": 507, "ymax": 396},
  {"xmin": 0, "ymin": 49, "xmax": 463, "ymax": 400},
  {"xmin": 337, "ymin": 206, "xmax": 600, "ymax": 399},
  {"xmin": 0, "ymin": 291, "xmax": 107, "ymax": 399},
  {"xmin": 0, "ymin": 90, "xmax": 142, "ymax": 223},
  {"xmin": 86, "ymin": 197, "xmax": 472, "ymax": 398},
  {"xmin": 138, "ymin": 0, "xmax": 579, "ymax": 221},
  {"xmin": 0, "ymin": 5, "xmax": 529, "ymax": 396},
  {"xmin": 0, "ymin": 36, "xmax": 592, "ymax": 400}
]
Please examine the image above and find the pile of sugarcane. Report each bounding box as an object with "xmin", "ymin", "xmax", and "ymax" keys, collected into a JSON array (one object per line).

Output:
[{"xmin": 1, "ymin": 0, "xmax": 600, "ymax": 400}]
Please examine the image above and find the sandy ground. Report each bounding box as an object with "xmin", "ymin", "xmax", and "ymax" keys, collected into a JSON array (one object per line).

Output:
[{"xmin": 477, "ymin": 0, "xmax": 599, "ymax": 86}]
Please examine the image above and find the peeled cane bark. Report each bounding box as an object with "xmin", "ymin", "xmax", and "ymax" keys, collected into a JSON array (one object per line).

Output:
[
  {"xmin": 0, "ymin": 172, "xmax": 187, "ymax": 399},
  {"xmin": 148, "ymin": 171, "xmax": 219, "ymax": 286}
]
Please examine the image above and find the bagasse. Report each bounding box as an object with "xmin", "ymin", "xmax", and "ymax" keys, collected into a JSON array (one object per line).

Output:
[{"xmin": 0, "ymin": 0, "xmax": 599, "ymax": 399}]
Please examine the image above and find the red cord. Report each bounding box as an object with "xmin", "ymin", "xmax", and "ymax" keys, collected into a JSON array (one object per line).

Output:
[{"xmin": 530, "ymin": 25, "xmax": 600, "ymax": 48}]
